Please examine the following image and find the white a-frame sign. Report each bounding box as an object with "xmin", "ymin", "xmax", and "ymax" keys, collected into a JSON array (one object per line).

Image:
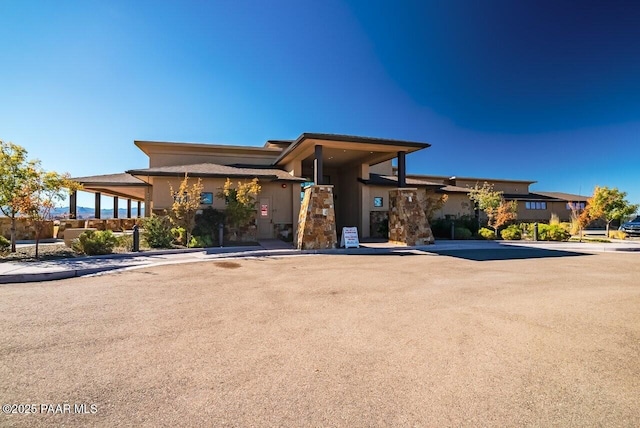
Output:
[{"xmin": 340, "ymin": 227, "xmax": 360, "ymax": 248}]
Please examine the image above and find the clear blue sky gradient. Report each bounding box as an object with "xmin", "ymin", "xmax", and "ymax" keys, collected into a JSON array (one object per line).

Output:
[{"xmin": 1, "ymin": 0, "xmax": 639, "ymax": 209}]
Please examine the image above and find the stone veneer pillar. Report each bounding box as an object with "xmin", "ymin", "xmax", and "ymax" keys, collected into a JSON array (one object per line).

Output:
[
  {"xmin": 388, "ymin": 188, "xmax": 435, "ymax": 246},
  {"xmin": 296, "ymin": 185, "xmax": 337, "ymax": 250}
]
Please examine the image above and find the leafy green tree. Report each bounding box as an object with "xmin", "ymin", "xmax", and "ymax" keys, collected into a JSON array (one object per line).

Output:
[
  {"xmin": 169, "ymin": 174, "xmax": 204, "ymax": 246},
  {"xmin": 584, "ymin": 186, "xmax": 638, "ymax": 237},
  {"xmin": 468, "ymin": 182, "xmax": 517, "ymax": 238},
  {"xmin": 0, "ymin": 141, "xmax": 41, "ymax": 252}
]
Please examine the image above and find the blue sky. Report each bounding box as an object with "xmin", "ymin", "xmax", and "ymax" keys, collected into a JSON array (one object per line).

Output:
[{"xmin": 1, "ymin": 0, "xmax": 639, "ymax": 209}]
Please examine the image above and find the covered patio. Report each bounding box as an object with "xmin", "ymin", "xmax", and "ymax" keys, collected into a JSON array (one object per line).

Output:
[{"xmin": 70, "ymin": 173, "xmax": 150, "ymax": 219}]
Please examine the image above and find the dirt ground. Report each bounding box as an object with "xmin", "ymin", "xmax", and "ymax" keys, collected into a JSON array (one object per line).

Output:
[{"xmin": 1, "ymin": 251, "xmax": 639, "ymax": 427}]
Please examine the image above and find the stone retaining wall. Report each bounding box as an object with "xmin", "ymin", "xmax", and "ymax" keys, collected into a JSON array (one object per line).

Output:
[
  {"xmin": 0, "ymin": 218, "xmax": 54, "ymax": 240},
  {"xmin": 56, "ymin": 218, "xmax": 143, "ymax": 238}
]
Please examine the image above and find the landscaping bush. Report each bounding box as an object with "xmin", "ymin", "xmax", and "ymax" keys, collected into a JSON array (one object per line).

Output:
[
  {"xmin": 500, "ymin": 224, "xmax": 522, "ymax": 240},
  {"xmin": 431, "ymin": 215, "xmax": 479, "ymax": 238},
  {"xmin": 453, "ymin": 226, "xmax": 472, "ymax": 240},
  {"xmin": 538, "ymin": 224, "xmax": 571, "ymax": 241},
  {"xmin": 0, "ymin": 235, "xmax": 10, "ymax": 252},
  {"xmin": 71, "ymin": 230, "xmax": 118, "ymax": 255},
  {"xmin": 142, "ymin": 215, "xmax": 174, "ymax": 248},
  {"xmin": 609, "ymin": 230, "xmax": 627, "ymax": 240},
  {"xmin": 477, "ymin": 227, "xmax": 495, "ymax": 240},
  {"xmin": 193, "ymin": 207, "xmax": 225, "ymax": 240},
  {"xmin": 171, "ymin": 226, "xmax": 186, "ymax": 245},
  {"xmin": 188, "ymin": 234, "xmax": 214, "ymax": 248}
]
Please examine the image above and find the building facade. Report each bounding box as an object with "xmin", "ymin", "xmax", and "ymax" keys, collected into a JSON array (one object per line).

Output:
[{"xmin": 73, "ymin": 133, "xmax": 588, "ymax": 245}]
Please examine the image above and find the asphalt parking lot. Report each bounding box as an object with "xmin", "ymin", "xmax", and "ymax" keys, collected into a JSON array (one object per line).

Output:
[{"xmin": 1, "ymin": 250, "xmax": 639, "ymax": 426}]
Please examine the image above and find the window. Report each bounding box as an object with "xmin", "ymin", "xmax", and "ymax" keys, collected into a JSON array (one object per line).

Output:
[
  {"xmin": 526, "ymin": 201, "xmax": 547, "ymax": 210},
  {"xmin": 567, "ymin": 202, "xmax": 585, "ymax": 210},
  {"xmin": 373, "ymin": 197, "xmax": 383, "ymax": 208},
  {"xmin": 200, "ymin": 192, "xmax": 213, "ymax": 205}
]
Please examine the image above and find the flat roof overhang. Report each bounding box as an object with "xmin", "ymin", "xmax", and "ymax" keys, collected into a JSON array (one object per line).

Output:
[
  {"xmin": 134, "ymin": 140, "xmax": 282, "ymax": 157},
  {"xmin": 73, "ymin": 173, "xmax": 150, "ymax": 201},
  {"xmin": 274, "ymin": 133, "xmax": 431, "ymax": 168},
  {"xmin": 127, "ymin": 171, "xmax": 305, "ymax": 182}
]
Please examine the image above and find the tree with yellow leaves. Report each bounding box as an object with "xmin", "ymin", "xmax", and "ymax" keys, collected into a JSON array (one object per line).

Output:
[
  {"xmin": 169, "ymin": 173, "xmax": 204, "ymax": 246},
  {"xmin": 15, "ymin": 169, "xmax": 81, "ymax": 259},
  {"xmin": 218, "ymin": 178, "xmax": 261, "ymax": 228},
  {"xmin": 468, "ymin": 182, "xmax": 517, "ymax": 238}
]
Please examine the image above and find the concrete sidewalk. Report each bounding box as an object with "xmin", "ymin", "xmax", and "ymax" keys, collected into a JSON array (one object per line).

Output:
[{"xmin": 1, "ymin": 239, "xmax": 638, "ymax": 284}]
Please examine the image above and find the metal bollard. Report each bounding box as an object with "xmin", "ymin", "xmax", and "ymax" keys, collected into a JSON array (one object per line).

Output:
[
  {"xmin": 533, "ymin": 222, "xmax": 538, "ymax": 241},
  {"xmin": 132, "ymin": 224, "xmax": 140, "ymax": 252},
  {"xmin": 218, "ymin": 223, "xmax": 224, "ymax": 247}
]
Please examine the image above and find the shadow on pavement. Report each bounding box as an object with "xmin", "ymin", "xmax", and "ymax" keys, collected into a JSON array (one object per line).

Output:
[{"xmin": 432, "ymin": 247, "xmax": 591, "ymax": 261}]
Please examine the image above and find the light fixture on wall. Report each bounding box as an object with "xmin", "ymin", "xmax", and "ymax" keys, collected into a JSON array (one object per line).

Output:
[{"xmin": 281, "ymin": 183, "xmax": 287, "ymax": 189}]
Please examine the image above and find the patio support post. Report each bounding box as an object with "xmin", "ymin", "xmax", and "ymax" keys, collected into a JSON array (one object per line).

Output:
[
  {"xmin": 94, "ymin": 192, "xmax": 101, "ymax": 219},
  {"xmin": 137, "ymin": 201, "xmax": 141, "ymax": 218},
  {"xmin": 113, "ymin": 196, "xmax": 119, "ymax": 219},
  {"xmin": 314, "ymin": 145, "xmax": 323, "ymax": 185},
  {"xmin": 127, "ymin": 199, "xmax": 132, "ymax": 219},
  {"xmin": 69, "ymin": 190, "xmax": 77, "ymax": 219},
  {"xmin": 397, "ymin": 151, "xmax": 406, "ymax": 188},
  {"xmin": 144, "ymin": 187, "xmax": 152, "ymax": 217}
]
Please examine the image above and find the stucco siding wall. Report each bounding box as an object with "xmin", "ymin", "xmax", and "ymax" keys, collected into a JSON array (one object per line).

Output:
[
  {"xmin": 259, "ymin": 182, "xmax": 294, "ymax": 224},
  {"xmin": 454, "ymin": 179, "xmax": 530, "ymax": 195},
  {"xmin": 148, "ymin": 152, "xmax": 277, "ymax": 168},
  {"xmin": 369, "ymin": 160, "xmax": 393, "ymax": 175},
  {"xmin": 517, "ymin": 201, "xmax": 571, "ymax": 222},
  {"xmin": 433, "ymin": 193, "xmax": 474, "ymax": 219}
]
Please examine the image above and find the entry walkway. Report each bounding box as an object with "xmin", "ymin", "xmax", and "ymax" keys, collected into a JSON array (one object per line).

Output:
[{"xmin": 1, "ymin": 240, "xmax": 638, "ymax": 284}]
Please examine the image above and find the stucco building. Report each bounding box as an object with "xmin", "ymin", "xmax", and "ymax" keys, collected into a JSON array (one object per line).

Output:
[{"xmin": 73, "ymin": 133, "xmax": 587, "ymax": 247}]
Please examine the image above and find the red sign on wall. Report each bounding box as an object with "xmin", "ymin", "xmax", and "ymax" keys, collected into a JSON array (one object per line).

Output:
[{"xmin": 260, "ymin": 204, "xmax": 269, "ymax": 217}]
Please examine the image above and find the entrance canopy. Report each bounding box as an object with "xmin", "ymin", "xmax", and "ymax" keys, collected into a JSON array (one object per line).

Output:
[
  {"xmin": 274, "ymin": 133, "xmax": 430, "ymax": 169},
  {"xmin": 273, "ymin": 133, "xmax": 431, "ymax": 187}
]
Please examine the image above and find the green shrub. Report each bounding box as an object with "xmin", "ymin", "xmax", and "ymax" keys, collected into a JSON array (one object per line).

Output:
[
  {"xmin": 72, "ymin": 230, "xmax": 118, "ymax": 255},
  {"xmin": 188, "ymin": 234, "xmax": 214, "ymax": 248},
  {"xmin": 538, "ymin": 224, "xmax": 571, "ymax": 241},
  {"xmin": 142, "ymin": 215, "xmax": 174, "ymax": 248},
  {"xmin": 0, "ymin": 235, "xmax": 10, "ymax": 252},
  {"xmin": 453, "ymin": 227, "xmax": 472, "ymax": 240},
  {"xmin": 171, "ymin": 226, "xmax": 186, "ymax": 245},
  {"xmin": 115, "ymin": 233, "xmax": 133, "ymax": 251},
  {"xmin": 477, "ymin": 227, "xmax": 495, "ymax": 240},
  {"xmin": 609, "ymin": 230, "xmax": 627, "ymax": 240},
  {"xmin": 431, "ymin": 215, "xmax": 479, "ymax": 238},
  {"xmin": 193, "ymin": 207, "xmax": 225, "ymax": 240},
  {"xmin": 500, "ymin": 224, "xmax": 522, "ymax": 240}
]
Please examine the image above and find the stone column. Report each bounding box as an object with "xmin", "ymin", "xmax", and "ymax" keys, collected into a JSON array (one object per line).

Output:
[
  {"xmin": 388, "ymin": 188, "xmax": 434, "ymax": 246},
  {"xmin": 296, "ymin": 185, "xmax": 337, "ymax": 250}
]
